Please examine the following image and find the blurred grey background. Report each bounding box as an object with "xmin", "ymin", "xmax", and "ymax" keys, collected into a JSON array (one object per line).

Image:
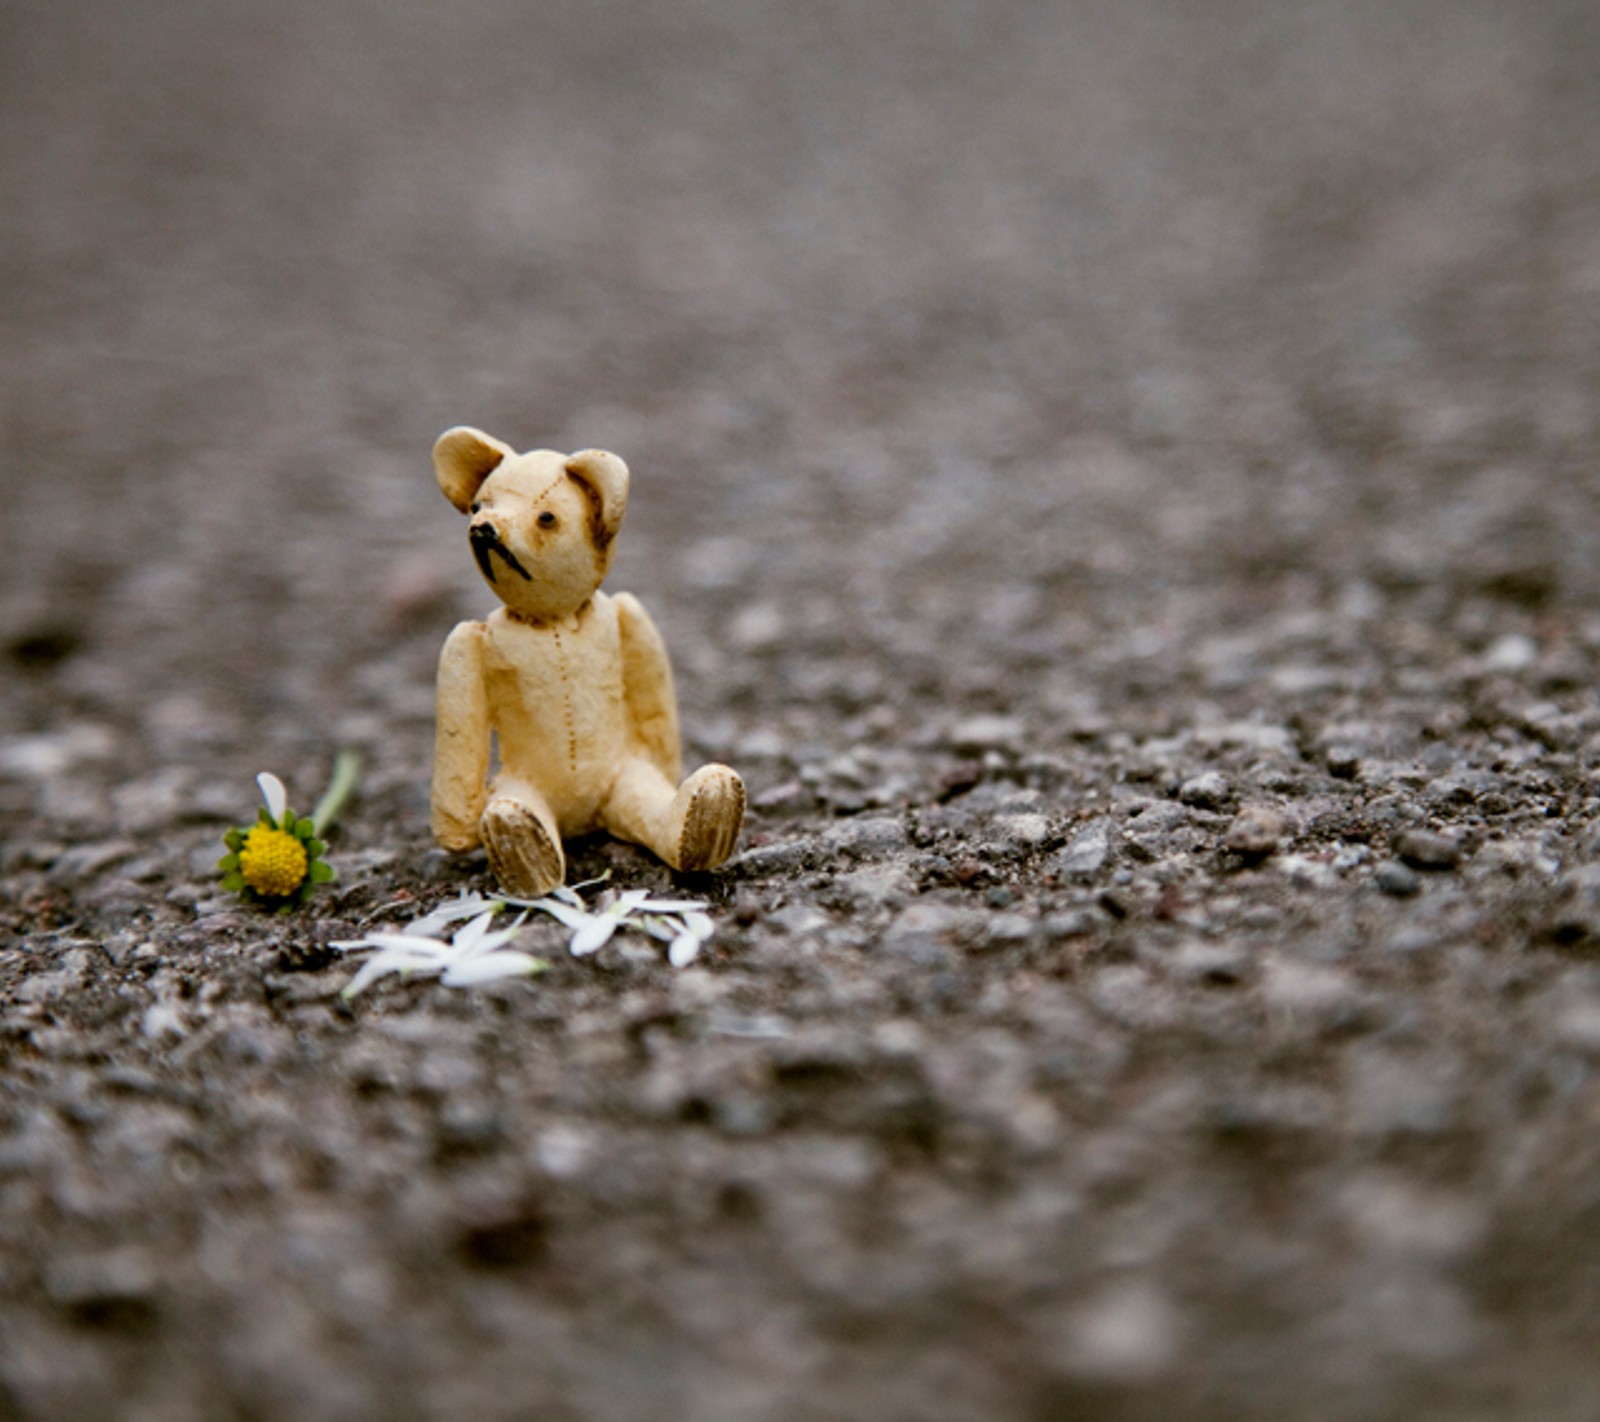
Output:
[{"xmin": 6, "ymin": 0, "xmax": 1599, "ymax": 750}]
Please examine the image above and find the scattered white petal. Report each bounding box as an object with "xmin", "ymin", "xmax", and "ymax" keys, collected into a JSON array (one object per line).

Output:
[
  {"xmin": 634, "ymin": 897, "xmax": 714, "ymax": 914},
  {"xmin": 570, "ymin": 914, "xmax": 620, "ymax": 957},
  {"xmin": 668, "ymin": 931, "xmax": 703, "ymax": 968},
  {"xmin": 341, "ymin": 949, "xmax": 442, "ymax": 998},
  {"xmin": 339, "ymin": 878, "xmax": 719, "ymax": 991},
  {"xmin": 257, "ymin": 771, "xmax": 288, "ymax": 823},
  {"xmin": 403, "ymin": 891, "xmax": 504, "ymax": 939},
  {"xmin": 635, "ymin": 915, "xmax": 680, "ymax": 943},
  {"xmin": 525, "ymin": 898, "xmax": 595, "ymax": 932},
  {"xmin": 440, "ymin": 951, "xmax": 548, "ymax": 986},
  {"xmin": 337, "ymin": 911, "xmax": 534, "ymax": 997}
]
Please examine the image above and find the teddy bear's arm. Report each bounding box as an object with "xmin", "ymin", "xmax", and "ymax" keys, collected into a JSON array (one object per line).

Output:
[
  {"xmin": 431, "ymin": 620, "xmax": 492, "ymax": 851},
  {"xmin": 615, "ymin": 592, "xmax": 683, "ymax": 784}
]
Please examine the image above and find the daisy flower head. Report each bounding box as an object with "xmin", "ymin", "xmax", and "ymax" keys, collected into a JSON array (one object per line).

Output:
[{"xmin": 218, "ymin": 770, "xmax": 337, "ymax": 912}]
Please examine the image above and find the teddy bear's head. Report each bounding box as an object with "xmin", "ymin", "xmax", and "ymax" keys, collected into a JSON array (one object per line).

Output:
[{"xmin": 434, "ymin": 426, "xmax": 629, "ymax": 622}]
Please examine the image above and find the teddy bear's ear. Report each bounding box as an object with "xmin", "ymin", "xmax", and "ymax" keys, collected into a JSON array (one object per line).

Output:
[
  {"xmin": 564, "ymin": 449, "xmax": 630, "ymax": 548},
  {"xmin": 434, "ymin": 426, "xmax": 517, "ymax": 513}
]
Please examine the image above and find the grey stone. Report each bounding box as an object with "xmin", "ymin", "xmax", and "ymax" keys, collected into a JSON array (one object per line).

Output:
[
  {"xmin": 1326, "ymin": 746, "xmax": 1363, "ymax": 780},
  {"xmin": 947, "ymin": 715, "xmax": 1025, "ymax": 754},
  {"xmin": 1552, "ymin": 999, "xmax": 1600, "ymax": 1056},
  {"xmin": 730, "ymin": 837, "xmax": 818, "ymax": 876},
  {"xmin": 992, "ymin": 812, "xmax": 1052, "ymax": 849},
  {"xmin": 1348, "ymin": 1052, "xmax": 1463, "ymax": 1139},
  {"xmin": 1047, "ymin": 1280, "xmax": 1183, "ymax": 1384},
  {"xmin": 1054, "ymin": 819, "xmax": 1115, "ymax": 877},
  {"xmin": 44, "ymin": 1246, "xmax": 160, "ymax": 1320},
  {"xmin": 879, "ymin": 903, "xmax": 965, "ymax": 965},
  {"xmin": 1375, "ymin": 860, "xmax": 1421, "ymax": 897},
  {"xmin": 1394, "ymin": 829, "xmax": 1462, "ymax": 871},
  {"xmin": 821, "ymin": 815, "xmax": 909, "ymax": 860},
  {"xmin": 1168, "ymin": 938, "xmax": 1250, "ymax": 985},
  {"xmin": 1178, "ymin": 770, "xmax": 1232, "ymax": 810},
  {"xmin": 827, "ymin": 864, "xmax": 915, "ymax": 910},
  {"xmin": 45, "ymin": 840, "xmax": 137, "ymax": 887},
  {"xmin": 1223, "ymin": 805, "xmax": 1285, "ymax": 859}
]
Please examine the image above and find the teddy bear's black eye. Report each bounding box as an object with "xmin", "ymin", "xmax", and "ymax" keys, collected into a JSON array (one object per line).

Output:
[{"xmin": 538, "ymin": 511, "xmax": 557, "ymax": 528}]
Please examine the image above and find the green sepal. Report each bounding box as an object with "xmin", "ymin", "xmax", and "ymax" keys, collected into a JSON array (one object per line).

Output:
[
  {"xmin": 217, "ymin": 853, "xmax": 240, "ymax": 873},
  {"xmin": 224, "ymin": 829, "xmax": 246, "ymax": 852},
  {"xmin": 221, "ymin": 871, "xmax": 245, "ymax": 892},
  {"xmin": 281, "ymin": 810, "xmax": 298, "ymax": 833},
  {"xmin": 306, "ymin": 838, "xmax": 326, "ymax": 859},
  {"xmin": 294, "ymin": 817, "xmax": 315, "ymax": 839},
  {"xmin": 310, "ymin": 860, "xmax": 336, "ymax": 884}
]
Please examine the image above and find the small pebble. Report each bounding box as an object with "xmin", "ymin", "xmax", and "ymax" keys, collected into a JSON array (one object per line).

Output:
[
  {"xmin": 947, "ymin": 715, "xmax": 1024, "ymax": 755},
  {"xmin": 1327, "ymin": 747, "xmax": 1362, "ymax": 780},
  {"xmin": 1054, "ymin": 820, "xmax": 1114, "ymax": 878},
  {"xmin": 1224, "ymin": 805, "xmax": 1285, "ymax": 859},
  {"xmin": 1375, "ymin": 860, "xmax": 1420, "ymax": 897},
  {"xmin": 993, "ymin": 812, "xmax": 1052, "ymax": 849},
  {"xmin": 1178, "ymin": 771, "xmax": 1231, "ymax": 810},
  {"xmin": 1394, "ymin": 829, "xmax": 1462, "ymax": 871}
]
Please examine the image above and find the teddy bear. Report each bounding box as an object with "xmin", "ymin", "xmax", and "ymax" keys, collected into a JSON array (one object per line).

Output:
[{"xmin": 429, "ymin": 425, "xmax": 745, "ymax": 897}]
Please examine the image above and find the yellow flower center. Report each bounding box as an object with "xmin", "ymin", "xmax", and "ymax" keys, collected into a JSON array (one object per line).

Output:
[{"xmin": 239, "ymin": 825, "xmax": 308, "ymax": 898}]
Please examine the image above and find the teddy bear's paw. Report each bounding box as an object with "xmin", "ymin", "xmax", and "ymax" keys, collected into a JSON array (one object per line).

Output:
[
  {"xmin": 481, "ymin": 796, "xmax": 565, "ymax": 897},
  {"xmin": 673, "ymin": 765, "xmax": 745, "ymax": 872}
]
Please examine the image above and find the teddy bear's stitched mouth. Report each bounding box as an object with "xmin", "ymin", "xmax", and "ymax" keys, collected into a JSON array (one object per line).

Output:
[{"xmin": 469, "ymin": 524, "xmax": 533, "ymax": 585}]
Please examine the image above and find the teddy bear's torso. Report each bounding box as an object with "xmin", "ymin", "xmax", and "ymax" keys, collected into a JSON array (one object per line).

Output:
[{"xmin": 481, "ymin": 593, "xmax": 627, "ymax": 833}]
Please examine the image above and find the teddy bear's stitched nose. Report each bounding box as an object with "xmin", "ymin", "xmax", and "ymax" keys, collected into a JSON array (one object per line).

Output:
[{"xmin": 469, "ymin": 519, "xmax": 532, "ymax": 584}]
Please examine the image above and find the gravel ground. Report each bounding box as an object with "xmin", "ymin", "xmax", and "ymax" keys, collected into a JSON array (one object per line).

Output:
[{"xmin": 5, "ymin": 2, "xmax": 1600, "ymax": 1418}]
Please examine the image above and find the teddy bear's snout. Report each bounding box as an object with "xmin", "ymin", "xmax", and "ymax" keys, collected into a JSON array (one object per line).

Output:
[{"xmin": 469, "ymin": 518, "xmax": 533, "ymax": 585}]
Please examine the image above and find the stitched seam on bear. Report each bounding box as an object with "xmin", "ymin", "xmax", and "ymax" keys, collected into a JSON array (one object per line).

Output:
[
  {"xmin": 530, "ymin": 471, "xmax": 566, "ymax": 507},
  {"xmin": 679, "ymin": 785, "xmax": 708, "ymax": 864},
  {"xmin": 551, "ymin": 626, "xmax": 578, "ymax": 774}
]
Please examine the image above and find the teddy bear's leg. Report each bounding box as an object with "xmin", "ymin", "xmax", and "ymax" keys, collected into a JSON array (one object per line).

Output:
[
  {"xmin": 603, "ymin": 757, "xmax": 745, "ymax": 873},
  {"xmin": 480, "ymin": 784, "xmax": 565, "ymax": 897}
]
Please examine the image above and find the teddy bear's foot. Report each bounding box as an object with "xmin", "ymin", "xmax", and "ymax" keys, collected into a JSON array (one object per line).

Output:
[
  {"xmin": 670, "ymin": 764, "xmax": 745, "ymax": 872},
  {"xmin": 481, "ymin": 796, "xmax": 565, "ymax": 898}
]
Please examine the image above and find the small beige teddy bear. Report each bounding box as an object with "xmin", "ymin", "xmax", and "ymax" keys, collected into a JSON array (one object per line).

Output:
[{"xmin": 430, "ymin": 426, "xmax": 745, "ymax": 897}]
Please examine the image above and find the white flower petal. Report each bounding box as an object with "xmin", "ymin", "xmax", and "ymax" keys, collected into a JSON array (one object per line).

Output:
[
  {"xmin": 635, "ymin": 915, "xmax": 680, "ymax": 943},
  {"xmin": 341, "ymin": 948, "xmax": 438, "ymax": 997},
  {"xmin": 257, "ymin": 771, "xmax": 288, "ymax": 823},
  {"xmin": 451, "ymin": 920, "xmax": 526, "ymax": 961},
  {"xmin": 633, "ymin": 897, "xmax": 712, "ymax": 915},
  {"xmin": 570, "ymin": 915, "xmax": 620, "ymax": 957},
  {"xmin": 449, "ymin": 909, "xmax": 500, "ymax": 954},
  {"xmin": 526, "ymin": 900, "xmax": 593, "ymax": 930},
  {"xmin": 681, "ymin": 911, "xmax": 716, "ymax": 940},
  {"xmin": 440, "ymin": 952, "xmax": 547, "ymax": 986},
  {"xmin": 668, "ymin": 931, "xmax": 702, "ymax": 968},
  {"xmin": 404, "ymin": 893, "xmax": 502, "ymax": 938},
  {"xmin": 333, "ymin": 931, "xmax": 452, "ymax": 958}
]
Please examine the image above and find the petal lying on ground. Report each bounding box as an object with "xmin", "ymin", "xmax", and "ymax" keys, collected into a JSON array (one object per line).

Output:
[{"xmin": 440, "ymin": 952, "xmax": 547, "ymax": 986}]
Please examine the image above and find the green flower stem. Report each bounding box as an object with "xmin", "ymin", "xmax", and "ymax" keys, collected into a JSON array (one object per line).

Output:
[{"xmin": 311, "ymin": 748, "xmax": 362, "ymax": 836}]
